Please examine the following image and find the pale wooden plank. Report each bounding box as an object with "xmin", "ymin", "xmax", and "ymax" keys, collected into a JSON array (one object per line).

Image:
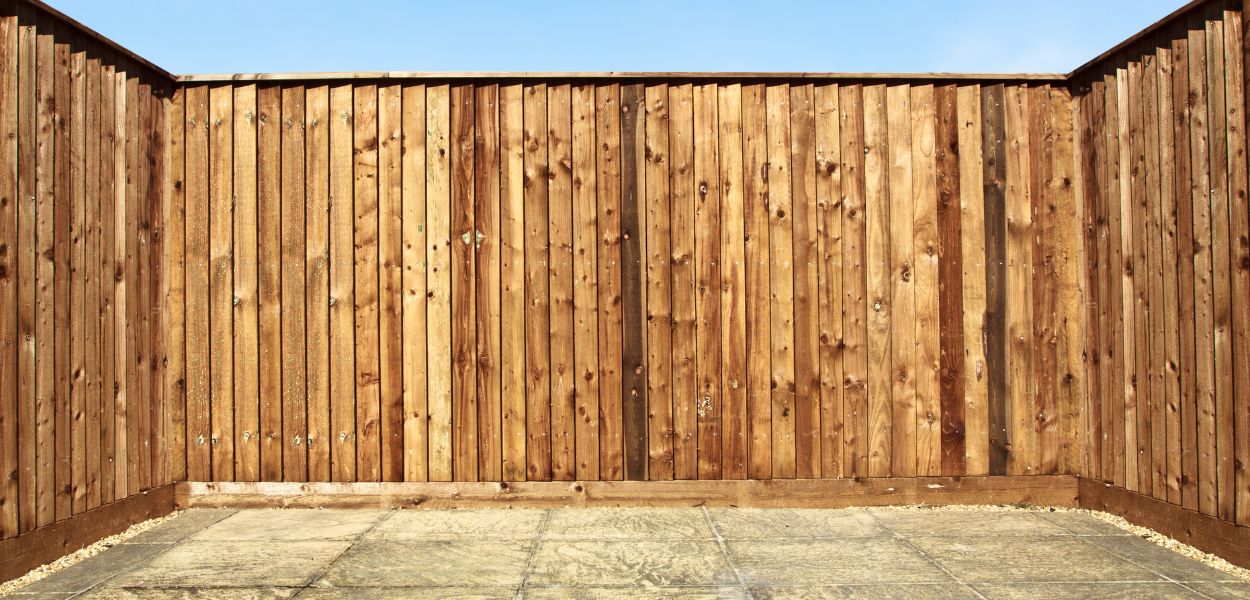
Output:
[
  {"xmin": 328, "ymin": 84, "xmax": 356, "ymax": 482},
  {"xmin": 957, "ymin": 84, "xmax": 988, "ymax": 476},
  {"xmin": 547, "ymin": 84, "xmax": 574, "ymax": 481},
  {"xmin": 668, "ymin": 83, "xmax": 697, "ymax": 480},
  {"xmin": 523, "ymin": 83, "xmax": 551, "ymax": 481},
  {"xmin": 595, "ymin": 84, "xmax": 624, "ymax": 481},
  {"xmin": 741, "ymin": 83, "xmax": 771, "ymax": 479},
  {"xmin": 401, "ymin": 84, "xmax": 428, "ymax": 482},
  {"xmin": 449, "ymin": 84, "xmax": 477, "ymax": 481},
  {"xmin": 912, "ymin": 83, "xmax": 942, "ymax": 476},
  {"xmin": 232, "ymin": 84, "xmax": 258, "ymax": 483},
  {"xmin": 353, "ymin": 84, "xmax": 380, "ymax": 482},
  {"xmin": 256, "ymin": 85, "xmax": 282, "ymax": 483},
  {"xmin": 377, "ymin": 84, "xmax": 404, "ymax": 482},
  {"xmin": 475, "ymin": 84, "xmax": 502, "ymax": 482},
  {"xmin": 644, "ymin": 83, "xmax": 674, "ymax": 481},
  {"xmin": 281, "ymin": 86, "xmax": 307, "ymax": 482},
  {"xmin": 693, "ymin": 82, "xmax": 722, "ymax": 480},
  {"xmin": 305, "ymin": 85, "xmax": 331, "ymax": 482},
  {"xmin": 425, "ymin": 83, "xmax": 452, "ymax": 482},
  {"xmin": 863, "ymin": 83, "xmax": 892, "ymax": 478},
  {"xmin": 571, "ymin": 83, "xmax": 599, "ymax": 481},
  {"xmin": 499, "ymin": 83, "xmax": 526, "ymax": 481},
  {"xmin": 208, "ymin": 84, "xmax": 234, "ymax": 482},
  {"xmin": 886, "ymin": 83, "xmax": 916, "ymax": 478},
  {"xmin": 813, "ymin": 83, "xmax": 843, "ymax": 479}
]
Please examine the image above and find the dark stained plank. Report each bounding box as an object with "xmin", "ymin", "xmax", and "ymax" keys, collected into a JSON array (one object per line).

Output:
[
  {"xmin": 694, "ymin": 82, "xmax": 723, "ymax": 480},
  {"xmin": 643, "ymin": 83, "xmax": 674, "ymax": 481},
  {"xmin": 619, "ymin": 83, "xmax": 647, "ymax": 481},
  {"xmin": 742, "ymin": 83, "xmax": 772, "ymax": 480},
  {"xmin": 0, "ymin": 11, "xmax": 18, "ymax": 536},
  {"xmin": 936, "ymin": 83, "xmax": 966, "ymax": 476},
  {"xmin": 475, "ymin": 84, "xmax": 502, "ymax": 482},
  {"xmin": 449, "ymin": 83, "xmax": 478, "ymax": 481},
  {"xmin": 981, "ymin": 83, "xmax": 1009, "ymax": 476},
  {"xmin": 304, "ymin": 85, "xmax": 330, "ymax": 482},
  {"xmin": 207, "ymin": 84, "xmax": 234, "ymax": 483},
  {"xmin": 570, "ymin": 83, "xmax": 599, "ymax": 481}
]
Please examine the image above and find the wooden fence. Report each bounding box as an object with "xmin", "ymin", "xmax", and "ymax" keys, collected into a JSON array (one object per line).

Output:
[
  {"xmin": 0, "ymin": 0, "xmax": 175, "ymax": 543},
  {"xmin": 165, "ymin": 78, "xmax": 1085, "ymax": 485},
  {"xmin": 1072, "ymin": 0, "xmax": 1250, "ymax": 525},
  {"xmin": 4, "ymin": 0, "xmax": 1250, "ymax": 576}
]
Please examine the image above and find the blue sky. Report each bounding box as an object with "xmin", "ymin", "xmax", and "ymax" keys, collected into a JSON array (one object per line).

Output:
[{"xmin": 55, "ymin": 0, "xmax": 1182, "ymax": 75}]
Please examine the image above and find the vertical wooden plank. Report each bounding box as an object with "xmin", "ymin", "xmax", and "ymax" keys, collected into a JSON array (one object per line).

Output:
[
  {"xmin": 1172, "ymin": 31, "xmax": 1197, "ymax": 508},
  {"xmin": 1225, "ymin": 3, "xmax": 1250, "ymax": 527},
  {"xmin": 1143, "ymin": 53, "xmax": 1167, "ymax": 498},
  {"xmin": 571, "ymin": 83, "xmax": 599, "ymax": 481},
  {"xmin": 1157, "ymin": 38, "xmax": 1184, "ymax": 504},
  {"xmin": 232, "ymin": 84, "xmax": 258, "ymax": 483},
  {"xmin": 34, "ymin": 28, "xmax": 54, "ymax": 521},
  {"xmin": 68, "ymin": 47, "xmax": 84, "ymax": 509},
  {"xmin": 305, "ymin": 85, "xmax": 330, "ymax": 482},
  {"xmin": 644, "ymin": 83, "xmax": 673, "ymax": 481},
  {"xmin": 1003, "ymin": 84, "xmax": 1034, "ymax": 476},
  {"xmin": 813, "ymin": 83, "xmax": 843, "ymax": 479},
  {"xmin": 450, "ymin": 83, "xmax": 477, "ymax": 481},
  {"xmin": 475, "ymin": 84, "xmax": 501, "ymax": 482},
  {"xmin": 981, "ymin": 83, "xmax": 1009, "ymax": 476},
  {"xmin": 1030, "ymin": 84, "xmax": 1058, "ymax": 477},
  {"xmin": 112, "ymin": 62, "xmax": 127, "ymax": 501},
  {"xmin": 499, "ymin": 83, "xmax": 525, "ymax": 481},
  {"xmin": 766, "ymin": 83, "xmax": 797, "ymax": 480},
  {"xmin": 148, "ymin": 88, "xmax": 167, "ymax": 488},
  {"xmin": 55, "ymin": 34, "xmax": 72, "ymax": 511},
  {"xmin": 840, "ymin": 84, "xmax": 869, "ymax": 478},
  {"xmin": 353, "ymin": 84, "xmax": 381, "ymax": 482},
  {"xmin": 1206, "ymin": 11, "xmax": 1236, "ymax": 521},
  {"xmin": 863, "ymin": 83, "xmax": 892, "ymax": 478},
  {"xmin": 0, "ymin": 10, "xmax": 18, "ymax": 535},
  {"xmin": 427, "ymin": 83, "xmax": 452, "ymax": 477},
  {"xmin": 886, "ymin": 84, "xmax": 916, "ymax": 478},
  {"xmin": 1130, "ymin": 60, "xmax": 1154, "ymax": 494},
  {"xmin": 595, "ymin": 84, "xmax": 624, "ymax": 481},
  {"xmin": 1115, "ymin": 68, "xmax": 1139, "ymax": 491},
  {"xmin": 1050, "ymin": 86, "xmax": 1083, "ymax": 477},
  {"xmin": 137, "ymin": 83, "xmax": 153, "ymax": 492},
  {"xmin": 717, "ymin": 84, "xmax": 748, "ymax": 481},
  {"xmin": 912, "ymin": 83, "xmax": 942, "ymax": 477},
  {"xmin": 327, "ymin": 84, "xmax": 356, "ymax": 482},
  {"xmin": 377, "ymin": 84, "xmax": 404, "ymax": 482},
  {"xmin": 1188, "ymin": 17, "xmax": 1217, "ymax": 514},
  {"xmin": 1086, "ymin": 79, "xmax": 1108, "ymax": 485},
  {"xmin": 620, "ymin": 83, "xmax": 647, "ymax": 481},
  {"xmin": 548, "ymin": 84, "xmax": 573, "ymax": 481},
  {"xmin": 958, "ymin": 84, "xmax": 987, "ymax": 476},
  {"xmin": 522, "ymin": 83, "xmax": 551, "ymax": 481},
  {"xmin": 669, "ymin": 83, "xmax": 697, "ymax": 480},
  {"xmin": 694, "ymin": 83, "xmax": 723, "ymax": 480},
  {"xmin": 183, "ymin": 84, "xmax": 208, "ymax": 483},
  {"xmin": 936, "ymin": 84, "xmax": 967, "ymax": 476},
  {"xmin": 208, "ymin": 84, "xmax": 233, "ymax": 483},
  {"xmin": 256, "ymin": 85, "xmax": 282, "ymax": 483},
  {"xmin": 401, "ymin": 84, "xmax": 428, "ymax": 482},
  {"xmin": 15, "ymin": 10, "xmax": 39, "ymax": 525},
  {"xmin": 83, "ymin": 57, "xmax": 101, "ymax": 504},
  {"xmin": 741, "ymin": 83, "xmax": 771, "ymax": 479},
  {"xmin": 281, "ymin": 86, "xmax": 307, "ymax": 482},
  {"xmin": 790, "ymin": 84, "xmax": 820, "ymax": 480}
]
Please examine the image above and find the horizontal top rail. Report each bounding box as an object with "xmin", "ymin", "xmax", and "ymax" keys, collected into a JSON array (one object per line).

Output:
[{"xmin": 176, "ymin": 71, "xmax": 1068, "ymax": 83}]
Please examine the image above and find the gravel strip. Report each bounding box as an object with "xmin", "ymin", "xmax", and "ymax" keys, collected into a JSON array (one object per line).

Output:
[{"xmin": 0, "ymin": 510, "xmax": 184, "ymax": 597}]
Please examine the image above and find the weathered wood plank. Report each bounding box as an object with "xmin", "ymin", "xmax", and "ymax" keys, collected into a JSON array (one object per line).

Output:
[
  {"xmin": 912, "ymin": 83, "xmax": 942, "ymax": 477},
  {"xmin": 981, "ymin": 83, "xmax": 1009, "ymax": 476},
  {"xmin": 499, "ymin": 83, "xmax": 525, "ymax": 481},
  {"xmin": 1003, "ymin": 83, "xmax": 1034, "ymax": 476},
  {"xmin": 401, "ymin": 83, "xmax": 428, "ymax": 482},
  {"xmin": 426, "ymin": 84, "xmax": 452, "ymax": 482},
  {"xmin": 523, "ymin": 83, "xmax": 551, "ymax": 481},
  {"xmin": 183, "ymin": 84, "xmax": 209, "ymax": 483},
  {"xmin": 1171, "ymin": 31, "xmax": 1195, "ymax": 508},
  {"xmin": 619, "ymin": 83, "xmax": 647, "ymax": 482},
  {"xmin": 958, "ymin": 83, "xmax": 988, "ymax": 476},
  {"xmin": 449, "ymin": 84, "xmax": 477, "ymax": 481},
  {"xmin": 0, "ymin": 11, "xmax": 18, "ymax": 536},
  {"xmin": 644, "ymin": 83, "xmax": 674, "ymax": 481},
  {"xmin": 717, "ymin": 84, "xmax": 748, "ymax": 481},
  {"xmin": 1225, "ymin": 3, "xmax": 1250, "ymax": 527},
  {"xmin": 693, "ymin": 82, "xmax": 722, "ymax": 480},
  {"xmin": 571, "ymin": 83, "xmax": 599, "ymax": 481},
  {"xmin": 35, "ymin": 29, "xmax": 55, "ymax": 522},
  {"xmin": 305, "ymin": 85, "xmax": 331, "ymax": 482},
  {"xmin": 208, "ymin": 84, "xmax": 234, "ymax": 483},
  {"xmin": 353, "ymin": 84, "xmax": 381, "ymax": 482},
  {"xmin": 281, "ymin": 86, "xmax": 307, "ymax": 482},
  {"xmin": 232, "ymin": 84, "xmax": 258, "ymax": 483},
  {"xmin": 813, "ymin": 83, "xmax": 843, "ymax": 479},
  {"xmin": 936, "ymin": 84, "xmax": 966, "ymax": 476},
  {"xmin": 596, "ymin": 84, "xmax": 624, "ymax": 481},
  {"xmin": 377, "ymin": 84, "xmax": 404, "ymax": 482},
  {"xmin": 669, "ymin": 83, "xmax": 697, "ymax": 481},
  {"xmin": 839, "ymin": 84, "xmax": 869, "ymax": 478},
  {"xmin": 863, "ymin": 83, "xmax": 892, "ymax": 477},
  {"xmin": 766, "ymin": 83, "xmax": 797, "ymax": 480},
  {"xmin": 741, "ymin": 83, "xmax": 772, "ymax": 480},
  {"xmin": 548, "ymin": 83, "xmax": 575, "ymax": 482},
  {"xmin": 475, "ymin": 84, "xmax": 502, "ymax": 482},
  {"xmin": 1030, "ymin": 83, "xmax": 1057, "ymax": 477},
  {"xmin": 256, "ymin": 85, "xmax": 282, "ymax": 483},
  {"xmin": 15, "ymin": 13, "xmax": 39, "ymax": 523},
  {"xmin": 886, "ymin": 84, "xmax": 916, "ymax": 478},
  {"xmin": 328, "ymin": 84, "xmax": 356, "ymax": 483}
]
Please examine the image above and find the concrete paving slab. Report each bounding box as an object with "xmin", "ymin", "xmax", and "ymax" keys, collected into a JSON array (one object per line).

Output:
[
  {"xmin": 543, "ymin": 508, "xmax": 712, "ymax": 540},
  {"xmin": 1029, "ymin": 510, "xmax": 1133, "ymax": 536},
  {"xmin": 17, "ymin": 543, "xmax": 173, "ymax": 593},
  {"xmin": 122, "ymin": 509, "xmax": 238, "ymax": 544},
  {"xmin": 707, "ymin": 509, "xmax": 886, "ymax": 539},
  {"xmin": 870, "ymin": 510, "xmax": 1069, "ymax": 537},
  {"xmin": 188, "ymin": 509, "xmax": 386, "ymax": 542},
  {"xmin": 298, "ymin": 587, "xmax": 519, "ymax": 599},
  {"xmin": 728, "ymin": 538, "xmax": 952, "ymax": 586},
  {"xmin": 1081, "ymin": 534, "xmax": 1240, "ymax": 582},
  {"xmin": 971, "ymin": 582, "xmax": 1206, "ymax": 599},
  {"xmin": 366, "ymin": 509, "xmax": 546, "ymax": 540},
  {"xmin": 75, "ymin": 588, "xmax": 300, "ymax": 599},
  {"xmin": 105, "ymin": 541, "xmax": 350, "ymax": 588},
  {"xmin": 523, "ymin": 586, "xmax": 748, "ymax": 599},
  {"xmin": 749, "ymin": 584, "xmax": 982, "ymax": 599},
  {"xmin": 1185, "ymin": 582, "xmax": 1250, "ymax": 599},
  {"xmin": 316, "ymin": 540, "xmax": 532, "ymax": 587},
  {"xmin": 527, "ymin": 540, "xmax": 736, "ymax": 587},
  {"xmin": 909, "ymin": 535, "xmax": 1162, "ymax": 582}
]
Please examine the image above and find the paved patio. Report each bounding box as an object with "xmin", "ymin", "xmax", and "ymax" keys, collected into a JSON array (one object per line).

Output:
[{"xmin": 5, "ymin": 506, "xmax": 1249, "ymax": 599}]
